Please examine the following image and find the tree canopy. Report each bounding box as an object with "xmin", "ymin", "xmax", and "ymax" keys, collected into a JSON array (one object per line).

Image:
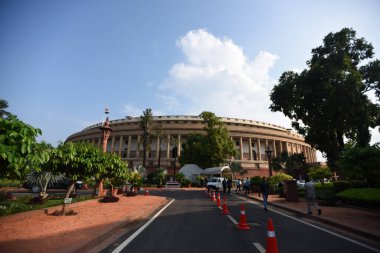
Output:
[
  {"xmin": 270, "ymin": 28, "xmax": 380, "ymax": 168},
  {"xmin": 0, "ymin": 115, "xmax": 44, "ymax": 179},
  {"xmin": 179, "ymin": 111, "xmax": 237, "ymax": 168}
]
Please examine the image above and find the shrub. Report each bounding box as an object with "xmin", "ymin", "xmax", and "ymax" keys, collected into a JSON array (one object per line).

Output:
[
  {"xmin": 336, "ymin": 188, "xmax": 380, "ymax": 207},
  {"xmin": 99, "ymin": 196, "xmax": 119, "ymax": 203},
  {"xmin": 333, "ymin": 181, "xmax": 351, "ymax": 193}
]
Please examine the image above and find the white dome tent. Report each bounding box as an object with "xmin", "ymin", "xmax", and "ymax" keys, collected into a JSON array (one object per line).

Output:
[{"xmin": 178, "ymin": 164, "xmax": 203, "ymax": 182}]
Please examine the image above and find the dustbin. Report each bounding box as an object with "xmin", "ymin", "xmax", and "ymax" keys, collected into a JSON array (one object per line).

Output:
[{"xmin": 284, "ymin": 180, "xmax": 299, "ymax": 201}]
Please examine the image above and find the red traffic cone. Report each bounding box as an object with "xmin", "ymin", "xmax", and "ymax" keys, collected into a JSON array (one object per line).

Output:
[
  {"xmin": 145, "ymin": 189, "xmax": 149, "ymax": 196},
  {"xmin": 211, "ymin": 191, "xmax": 216, "ymax": 202},
  {"xmin": 221, "ymin": 196, "xmax": 230, "ymax": 215},
  {"xmin": 265, "ymin": 218, "xmax": 279, "ymax": 253},
  {"xmin": 236, "ymin": 203, "xmax": 251, "ymax": 230},
  {"xmin": 216, "ymin": 192, "xmax": 221, "ymax": 207}
]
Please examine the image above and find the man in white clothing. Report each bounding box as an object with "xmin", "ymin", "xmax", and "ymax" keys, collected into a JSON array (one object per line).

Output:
[{"xmin": 304, "ymin": 178, "xmax": 322, "ymax": 215}]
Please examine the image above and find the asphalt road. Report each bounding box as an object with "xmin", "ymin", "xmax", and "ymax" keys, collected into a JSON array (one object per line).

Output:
[{"xmin": 102, "ymin": 190, "xmax": 380, "ymax": 253}]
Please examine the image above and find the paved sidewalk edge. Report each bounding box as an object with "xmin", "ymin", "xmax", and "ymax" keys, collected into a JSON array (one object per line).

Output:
[
  {"xmin": 237, "ymin": 193, "xmax": 380, "ymax": 242},
  {"xmin": 72, "ymin": 198, "xmax": 170, "ymax": 253}
]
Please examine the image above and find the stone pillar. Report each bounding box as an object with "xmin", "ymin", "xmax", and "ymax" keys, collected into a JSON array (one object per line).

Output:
[
  {"xmin": 239, "ymin": 137, "xmax": 243, "ymax": 160},
  {"xmin": 118, "ymin": 136, "xmax": 123, "ymax": 156},
  {"xmin": 257, "ymin": 138, "xmax": 261, "ymax": 161},
  {"xmin": 137, "ymin": 135, "xmax": 141, "ymax": 158},
  {"xmin": 127, "ymin": 136, "xmax": 131, "ymax": 158},
  {"xmin": 167, "ymin": 134, "xmax": 170, "ymax": 159},
  {"xmin": 273, "ymin": 140, "xmax": 277, "ymax": 157},
  {"xmin": 111, "ymin": 136, "xmax": 115, "ymax": 153},
  {"xmin": 177, "ymin": 135, "xmax": 181, "ymax": 156},
  {"xmin": 248, "ymin": 138, "xmax": 253, "ymax": 160},
  {"xmin": 156, "ymin": 136, "xmax": 160, "ymax": 158}
]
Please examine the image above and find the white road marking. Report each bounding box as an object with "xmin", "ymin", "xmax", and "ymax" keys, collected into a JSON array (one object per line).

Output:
[
  {"xmin": 232, "ymin": 194, "xmax": 380, "ymax": 253},
  {"xmin": 226, "ymin": 214, "xmax": 238, "ymax": 225},
  {"xmin": 253, "ymin": 242, "xmax": 265, "ymax": 253},
  {"xmin": 111, "ymin": 199, "xmax": 175, "ymax": 253}
]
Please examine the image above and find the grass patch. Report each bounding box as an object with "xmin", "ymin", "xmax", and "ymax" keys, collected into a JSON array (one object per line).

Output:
[
  {"xmin": 0, "ymin": 179, "xmax": 21, "ymax": 188},
  {"xmin": 336, "ymin": 188, "xmax": 380, "ymax": 208},
  {"xmin": 0, "ymin": 194, "xmax": 94, "ymax": 216}
]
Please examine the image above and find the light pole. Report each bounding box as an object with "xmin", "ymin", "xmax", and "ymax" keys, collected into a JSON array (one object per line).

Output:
[{"xmin": 265, "ymin": 145, "xmax": 273, "ymax": 177}]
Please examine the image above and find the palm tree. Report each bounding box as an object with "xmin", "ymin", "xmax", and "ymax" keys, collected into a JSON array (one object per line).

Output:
[
  {"xmin": 229, "ymin": 161, "xmax": 243, "ymax": 179},
  {"xmin": 139, "ymin": 108, "xmax": 153, "ymax": 167},
  {"xmin": 24, "ymin": 170, "xmax": 65, "ymax": 199}
]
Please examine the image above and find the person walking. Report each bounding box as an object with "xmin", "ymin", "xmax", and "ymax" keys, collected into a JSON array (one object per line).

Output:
[
  {"xmin": 236, "ymin": 179, "xmax": 241, "ymax": 192},
  {"xmin": 260, "ymin": 177, "xmax": 269, "ymax": 211},
  {"xmin": 222, "ymin": 178, "xmax": 227, "ymax": 194},
  {"xmin": 227, "ymin": 178, "xmax": 232, "ymax": 194},
  {"xmin": 304, "ymin": 178, "xmax": 322, "ymax": 215},
  {"xmin": 244, "ymin": 177, "xmax": 250, "ymax": 194}
]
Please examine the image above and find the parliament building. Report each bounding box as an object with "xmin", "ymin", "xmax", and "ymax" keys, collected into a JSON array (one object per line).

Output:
[{"xmin": 66, "ymin": 115, "xmax": 317, "ymax": 177}]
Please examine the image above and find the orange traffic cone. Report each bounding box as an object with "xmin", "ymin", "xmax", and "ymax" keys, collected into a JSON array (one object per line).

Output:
[
  {"xmin": 216, "ymin": 192, "xmax": 221, "ymax": 207},
  {"xmin": 145, "ymin": 189, "xmax": 149, "ymax": 196},
  {"xmin": 236, "ymin": 203, "xmax": 251, "ymax": 230},
  {"xmin": 265, "ymin": 218, "xmax": 279, "ymax": 253},
  {"xmin": 212, "ymin": 191, "xmax": 216, "ymax": 202},
  {"xmin": 221, "ymin": 196, "xmax": 230, "ymax": 215}
]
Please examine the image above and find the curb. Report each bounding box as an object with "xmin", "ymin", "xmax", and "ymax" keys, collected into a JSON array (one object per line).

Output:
[{"xmin": 237, "ymin": 193, "xmax": 380, "ymax": 242}]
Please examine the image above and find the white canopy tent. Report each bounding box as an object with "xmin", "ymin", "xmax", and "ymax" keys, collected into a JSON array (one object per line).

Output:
[
  {"xmin": 202, "ymin": 166, "xmax": 231, "ymax": 178},
  {"xmin": 178, "ymin": 164, "xmax": 203, "ymax": 182}
]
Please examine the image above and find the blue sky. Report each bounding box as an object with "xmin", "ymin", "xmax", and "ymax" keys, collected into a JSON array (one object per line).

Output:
[{"xmin": 1, "ymin": 0, "xmax": 379, "ymax": 161}]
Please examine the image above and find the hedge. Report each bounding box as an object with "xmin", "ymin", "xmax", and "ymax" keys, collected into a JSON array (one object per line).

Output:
[{"xmin": 336, "ymin": 188, "xmax": 380, "ymax": 208}]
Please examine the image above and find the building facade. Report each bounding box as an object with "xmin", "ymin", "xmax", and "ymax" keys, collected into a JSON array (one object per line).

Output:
[{"xmin": 66, "ymin": 115, "xmax": 317, "ymax": 177}]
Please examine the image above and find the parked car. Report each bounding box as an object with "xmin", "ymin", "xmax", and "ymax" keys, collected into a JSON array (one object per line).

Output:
[
  {"xmin": 23, "ymin": 178, "xmax": 83, "ymax": 193},
  {"xmin": 206, "ymin": 177, "xmax": 225, "ymax": 191}
]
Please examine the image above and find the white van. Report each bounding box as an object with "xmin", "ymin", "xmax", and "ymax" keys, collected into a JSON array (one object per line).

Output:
[{"xmin": 206, "ymin": 177, "xmax": 225, "ymax": 191}]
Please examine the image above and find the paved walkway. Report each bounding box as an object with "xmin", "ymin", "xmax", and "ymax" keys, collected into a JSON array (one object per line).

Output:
[{"xmin": 238, "ymin": 191, "xmax": 380, "ymax": 242}]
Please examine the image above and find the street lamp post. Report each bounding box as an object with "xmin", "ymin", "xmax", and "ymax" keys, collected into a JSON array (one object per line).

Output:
[{"xmin": 265, "ymin": 145, "xmax": 273, "ymax": 177}]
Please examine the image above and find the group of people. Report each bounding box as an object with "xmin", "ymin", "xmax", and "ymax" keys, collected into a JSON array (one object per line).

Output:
[{"xmin": 224, "ymin": 176, "xmax": 322, "ymax": 215}]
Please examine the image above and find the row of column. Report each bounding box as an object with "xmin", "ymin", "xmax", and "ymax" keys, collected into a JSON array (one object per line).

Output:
[
  {"xmin": 235, "ymin": 137, "xmax": 316, "ymax": 163},
  {"xmin": 86, "ymin": 134, "xmax": 316, "ymax": 163}
]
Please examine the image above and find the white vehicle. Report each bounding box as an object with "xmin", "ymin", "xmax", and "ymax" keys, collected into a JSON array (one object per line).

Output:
[{"xmin": 206, "ymin": 177, "xmax": 225, "ymax": 191}]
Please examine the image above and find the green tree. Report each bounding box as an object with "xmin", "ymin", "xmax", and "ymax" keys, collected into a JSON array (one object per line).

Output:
[
  {"xmin": 0, "ymin": 99, "xmax": 11, "ymax": 118},
  {"xmin": 23, "ymin": 141, "xmax": 64, "ymax": 199},
  {"xmin": 229, "ymin": 161, "xmax": 243, "ymax": 179},
  {"xmin": 179, "ymin": 112, "xmax": 237, "ymax": 168},
  {"xmin": 100, "ymin": 152, "xmax": 129, "ymax": 196},
  {"xmin": 338, "ymin": 145, "xmax": 380, "ymax": 187},
  {"xmin": 270, "ymin": 28, "xmax": 380, "ymax": 169},
  {"xmin": 0, "ymin": 115, "xmax": 43, "ymax": 180},
  {"xmin": 270, "ymin": 151, "xmax": 307, "ymax": 178},
  {"xmin": 48, "ymin": 142, "xmax": 109, "ymax": 213},
  {"xmin": 308, "ymin": 166, "xmax": 333, "ymax": 186},
  {"xmin": 139, "ymin": 108, "xmax": 153, "ymax": 168}
]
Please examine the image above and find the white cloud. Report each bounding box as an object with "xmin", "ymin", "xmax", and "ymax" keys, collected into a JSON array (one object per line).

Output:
[{"xmin": 158, "ymin": 29, "xmax": 290, "ymax": 127}]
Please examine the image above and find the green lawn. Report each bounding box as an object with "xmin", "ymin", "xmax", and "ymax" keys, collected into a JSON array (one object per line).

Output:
[{"xmin": 0, "ymin": 195, "xmax": 94, "ymax": 216}]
